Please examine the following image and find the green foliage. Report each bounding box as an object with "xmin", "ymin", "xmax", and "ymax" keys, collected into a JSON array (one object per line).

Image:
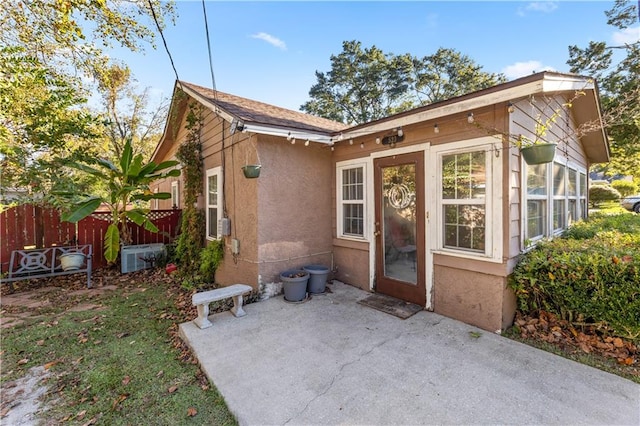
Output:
[
  {"xmin": 510, "ymin": 214, "xmax": 640, "ymax": 340},
  {"xmin": 301, "ymin": 41, "xmax": 505, "ymax": 124},
  {"xmin": 588, "ymin": 184, "xmax": 621, "ymax": 207},
  {"xmin": 62, "ymin": 139, "xmax": 179, "ymax": 264},
  {"xmin": 611, "ymin": 179, "xmax": 638, "ymax": 197},
  {"xmin": 200, "ymin": 240, "xmax": 225, "ymax": 284},
  {"xmin": 563, "ymin": 213, "xmax": 640, "ymax": 239},
  {"xmin": 568, "ymin": 0, "xmax": 640, "ymax": 161},
  {"xmin": 175, "ymin": 103, "xmax": 206, "ymax": 281}
]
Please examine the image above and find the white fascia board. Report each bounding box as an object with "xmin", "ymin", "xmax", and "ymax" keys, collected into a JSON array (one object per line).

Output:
[
  {"xmin": 180, "ymin": 84, "xmax": 235, "ymax": 123},
  {"xmin": 242, "ymin": 124, "xmax": 334, "ymax": 144},
  {"xmin": 541, "ymin": 75, "xmax": 595, "ymax": 92},
  {"xmin": 338, "ymin": 81, "xmax": 546, "ymax": 139}
]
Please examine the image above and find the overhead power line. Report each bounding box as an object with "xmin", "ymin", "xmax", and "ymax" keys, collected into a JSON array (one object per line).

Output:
[
  {"xmin": 201, "ymin": 0, "xmax": 217, "ymax": 94},
  {"xmin": 147, "ymin": 0, "xmax": 183, "ymax": 91}
]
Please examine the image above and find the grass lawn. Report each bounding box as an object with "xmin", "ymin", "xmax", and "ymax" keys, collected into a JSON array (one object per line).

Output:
[{"xmin": 1, "ymin": 271, "xmax": 237, "ymax": 425}]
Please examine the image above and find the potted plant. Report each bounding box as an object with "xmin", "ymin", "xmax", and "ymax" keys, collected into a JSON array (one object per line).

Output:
[
  {"xmin": 280, "ymin": 269, "xmax": 309, "ymax": 302},
  {"xmin": 242, "ymin": 135, "xmax": 262, "ymax": 179},
  {"xmin": 59, "ymin": 229, "xmax": 86, "ymax": 271}
]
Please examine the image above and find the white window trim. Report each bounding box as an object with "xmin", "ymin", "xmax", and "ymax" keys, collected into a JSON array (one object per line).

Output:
[
  {"xmin": 431, "ymin": 137, "xmax": 503, "ymax": 262},
  {"xmin": 153, "ymin": 188, "xmax": 159, "ymax": 210},
  {"xmin": 171, "ymin": 181, "xmax": 179, "ymax": 209},
  {"xmin": 206, "ymin": 167, "xmax": 223, "ymax": 241},
  {"xmin": 336, "ymin": 160, "xmax": 368, "ymax": 241}
]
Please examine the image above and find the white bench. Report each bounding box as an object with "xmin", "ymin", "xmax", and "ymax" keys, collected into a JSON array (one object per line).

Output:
[{"xmin": 192, "ymin": 284, "xmax": 253, "ymax": 329}]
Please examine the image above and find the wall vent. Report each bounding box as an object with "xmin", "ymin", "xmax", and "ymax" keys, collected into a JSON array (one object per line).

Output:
[{"xmin": 121, "ymin": 243, "xmax": 166, "ymax": 274}]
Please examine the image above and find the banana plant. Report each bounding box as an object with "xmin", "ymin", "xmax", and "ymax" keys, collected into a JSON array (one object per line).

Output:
[{"xmin": 62, "ymin": 139, "xmax": 181, "ymax": 264}]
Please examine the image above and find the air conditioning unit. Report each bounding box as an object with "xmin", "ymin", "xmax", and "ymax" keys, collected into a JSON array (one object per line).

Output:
[{"xmin": 121, "ymin": 243, "xmax": 166, "ymax": 274}]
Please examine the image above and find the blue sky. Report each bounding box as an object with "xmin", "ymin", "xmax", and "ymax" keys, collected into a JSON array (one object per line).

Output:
[{"xmin": 107, "ymin": 1, "xmax": 640, "ymax": 112}]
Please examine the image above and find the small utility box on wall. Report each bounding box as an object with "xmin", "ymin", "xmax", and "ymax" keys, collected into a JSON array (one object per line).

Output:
[
  {"xmin": 121, "ymin": 243, "xmax": 166, "ymax": 274},
  {"xmin": 218, "ymin": 218, "xmax": 231, "ymax": 236}
]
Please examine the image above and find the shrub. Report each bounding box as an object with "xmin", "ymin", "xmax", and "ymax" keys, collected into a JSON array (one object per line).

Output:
[
  {"xmin": 564, "ymin": 213, "xmax": 640, "ymax": 239},
  {"xmin": 611, "ymin": 180, "xmax": 638, "ymax": 198},
  {"xmin": 589, "ymin": 185, "xmax": 621, "ymax": 207},
  {"xmin": 510, "ymin": 215, "xmax": 640, "ymax": 341},
  {"xmin": 200, "ymin": 239, "xmax": 224, "ymax": 283}
]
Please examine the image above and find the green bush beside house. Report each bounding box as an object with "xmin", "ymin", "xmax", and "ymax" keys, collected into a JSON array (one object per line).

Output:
[{"xmin": 509, "ymin": 214, "xmax": 640, "ymax": 341}]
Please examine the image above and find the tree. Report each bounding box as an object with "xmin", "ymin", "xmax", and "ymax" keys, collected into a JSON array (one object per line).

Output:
[
  {"xmin": 0, "ymin": 47, "xmax": 101, "ymax": 204},
  {"xmin": 567, "ymin": 0, "xmax": 640, "ymax": 176},
  {"xmin": 408, "ymin": 48, "xmax": 507, "ymax": 105},
  {"xmin": 301, "ymin": 41, "xmax": 413, "ymax": 124},
  {"xmin": 62, "ymin": 140, "xmax": 180, "ymax": 264},
  {"xmin": 0, "ymin": 0, "xmax": 175, "ymax": 204},
  {"xmin": 301, "ymin": 41, "xmax": 505, "ymax": 124},
  {"xmin": 93, "ymin": 62, "xmax": 169, "ymax": 163}
]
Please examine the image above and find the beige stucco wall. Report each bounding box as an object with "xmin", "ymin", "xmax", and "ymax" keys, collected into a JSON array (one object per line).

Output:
[
  {"xmin": 332, "ymin": 240, "xmax": 369, "ymax": 290},
  {"xmin": 255, "ymin": 136, "xmax": 334, "ymax": 285}
]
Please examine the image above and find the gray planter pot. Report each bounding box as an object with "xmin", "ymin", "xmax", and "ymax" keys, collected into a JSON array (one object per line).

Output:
[
  {"xmin": 303, "ymin": 264, "xmax": 330, "ymax": 294},
  {"xmin": 280, "ymin": 269, "xmax": 309, "ymax": 302}
]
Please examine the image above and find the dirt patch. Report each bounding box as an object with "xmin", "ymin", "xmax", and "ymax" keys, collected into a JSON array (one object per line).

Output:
[{"xmin": 1, "ymin": 366, "xmax": 51, "ymax": 425}]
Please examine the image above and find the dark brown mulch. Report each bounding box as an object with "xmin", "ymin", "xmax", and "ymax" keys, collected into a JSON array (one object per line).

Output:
[{"xmin": 512, "ymin": 310, "xmax": 639, "ymax": 378}]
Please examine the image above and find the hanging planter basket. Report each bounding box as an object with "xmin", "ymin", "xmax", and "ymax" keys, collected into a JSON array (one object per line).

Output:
[
  {"xmin": 242, "ymin": 164, "xmax": 261, "ymax": 179},
  {"xmin": 520, "ymin": 143, "xmax": 557, "ymax": 165}
]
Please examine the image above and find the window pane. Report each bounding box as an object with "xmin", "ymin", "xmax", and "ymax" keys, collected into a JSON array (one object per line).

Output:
[
  {"xmin": 208, "ymin": 207, "xmax": 217, "ymax": 239},
  {"xmin": 580, "ymin": 199, "xmax": 587, "ymax": 219},
  {"xmin": 342, "ymin": 167, "xmax": 364, "ymax": 201},
  {"xmin": 208, "ymin": 175, "xmax": 217, "ymax": 206},
  {"xmin": 527, "ymin": 200, "xmax": 546, "ymax": 239},
  {"xmin": 553, "ymin": 163, "xmax": 565, "ymax": 196},
  {"xmin": 579, "ymin": 173, "xmax": 587, "ymax": 197},
  {"xmin": 527, "ymin": 164, "xmax": 547, "ymax": 195},
  {"xmin": 568, "ymin": 200, "xmax": 577, "ymax": 225},
  {"xmin": 442, "ymin": 152, "xmax": 485, "ymax": 200},
  {"xmin": 343, "ymin": 204, "xmax": 363, "ymax": 236},
  {"xmin": 553, "ymin": 199, "xmax": 565, "ymax": 230},
  {"xmin": 568, "ymin": 169, "xmax": 577, "ymax": 196},
  {"xmin": 443, "ymin": 205, "xmax": 485, "ymax": 252}
]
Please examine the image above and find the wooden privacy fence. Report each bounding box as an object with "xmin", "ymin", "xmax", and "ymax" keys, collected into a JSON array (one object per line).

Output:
[{"xmin": 0, "ymin": 205, "xmax": 181, "ymax": 272}]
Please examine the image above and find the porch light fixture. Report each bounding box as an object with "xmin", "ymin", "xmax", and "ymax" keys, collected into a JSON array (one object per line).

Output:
[
  {"xmin": 286, "ymin": 132, "xmax": 292, "ymax": 141},
  {"xmin": 467, "ymin": 112, "xmax": 474, "ymax": 123},
  {"xmin": 349, "ymin": 138, "xmax": 353, "ymax": 145},
  {"xmin": 434, "ymin": 124, "xmax": 439, "ymax": 134},
  {"xmin": 305, "ymin": 139, "xmax": 310, "ymax": 146},
  {"xmin": 508, "ymin": 102, "xmax": 515, "ymax": 113},
  {"xmin": 397, "ymin": 128, "xmax": 404, "ymax": 137},
  {"xmin": 360, "ymin": 142, "xmax": 364, "ymax": 149},
  {"xmin": 375, "ymin": 137, "xmax": 381, "ymax": 144}
]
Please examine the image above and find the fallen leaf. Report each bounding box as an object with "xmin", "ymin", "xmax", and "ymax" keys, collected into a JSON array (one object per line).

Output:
[
  {"xmin": 17, "ymin": 358, "xmax": 29, "ymax": 365},
  {"xmin": 156, "ymin": 371, "xmax": 164, "ymax": 378},
  {"xmin": 187, "ymin": 407, "xmax": 197, "ymax": 417},
  {"xmin": 93, "ymin": 340, "xmax": 102, "ymax": 345},
  {"xmin": 82, "ymin": 418, "xmax": 97, "ymax": 426},
  {"xmin": 168, "ymin": 385, "xmax": 178, "ymax": 394},
  {"xmin": 44, "ymin": 360, "xmax": 61, "ymax": 370},
  {"xmin": 112, "ymin": 393, "xmax": 128, "ymax": 410},
  {"xmin": 76, "ymin": 410, "xmax": 87, "ymax": 420},
  {"xmin": 36, "ymin": 340, "xmax": 45, "ymax": 346},
  {"xmin": 613, "ymin": 338, "xmax": 624, "ymax": 348},
  {"xmin": 122, "ymin": 376, "xmax": 130, "ymax": 386}
]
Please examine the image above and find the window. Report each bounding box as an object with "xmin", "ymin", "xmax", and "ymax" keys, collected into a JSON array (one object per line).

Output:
[
  {"xmin": 206, "ymin": 167, "xmax": 223, "ymax": 240},
  {"xmin": 525, "ymin": 162, "xmax": 586, "ymax": 243},
  {"xmin": 552, "ymin": 163, "xmax": 566, "ymax": 232},
  {"xmin": 441, "ymin": 151, "xmax": 486, "ymax": 253},
  {"xmin": 337, "ymin": 162, "xmax": 366, "ymax": 239},
  {"xmin": 567, "ymin": 168, "xmax": 577, "ymax": 225},
  {"xmin": 526, "ymin": 164, "xmax": 547, "ymax": 240},
  {"xmin": 579, "ymin": 172, "xmax": 587, "ymax": 220},
  {"xmin": 171, "ymin": 181, "xmax": 180, "ymax": 208}
]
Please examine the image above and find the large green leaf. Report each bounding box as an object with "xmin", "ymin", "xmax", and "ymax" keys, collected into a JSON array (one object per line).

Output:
[
  {"xmin": 125, "ymin": 209, "xmax": 146, "ymax": 226},
  {"xmin": 104, "ymin": 224, "xmax": 120, "ymax": 263},
  {"xmin": 95, "ymin": 157, "xmax": 118, "ymax": 172},
  {"xmin": 127, "ymin": 153, "xmax": 144, "ymax": 177},
  {"xmin": 120, "ymin": 140, "xmax": 133, "ymax": 174},
  {"xmin": 67, "ymin": 162, "xmax": 109, "ymax": 179},
  {"xmin": 154, "ymin": 160, "xmax": 180, "ymax": 172},
  {"xmin": 61, "ymin": 197, "xmax": 102, "ymax": 222},
  {"xmin": 143, "ymin": 218, "xmax": 159, "ymax": 233}
]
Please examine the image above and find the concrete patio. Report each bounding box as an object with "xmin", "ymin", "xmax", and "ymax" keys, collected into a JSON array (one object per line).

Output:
[{"xmin": 179, "ymin": 281, "xmax": 639, "ymax": 425}]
